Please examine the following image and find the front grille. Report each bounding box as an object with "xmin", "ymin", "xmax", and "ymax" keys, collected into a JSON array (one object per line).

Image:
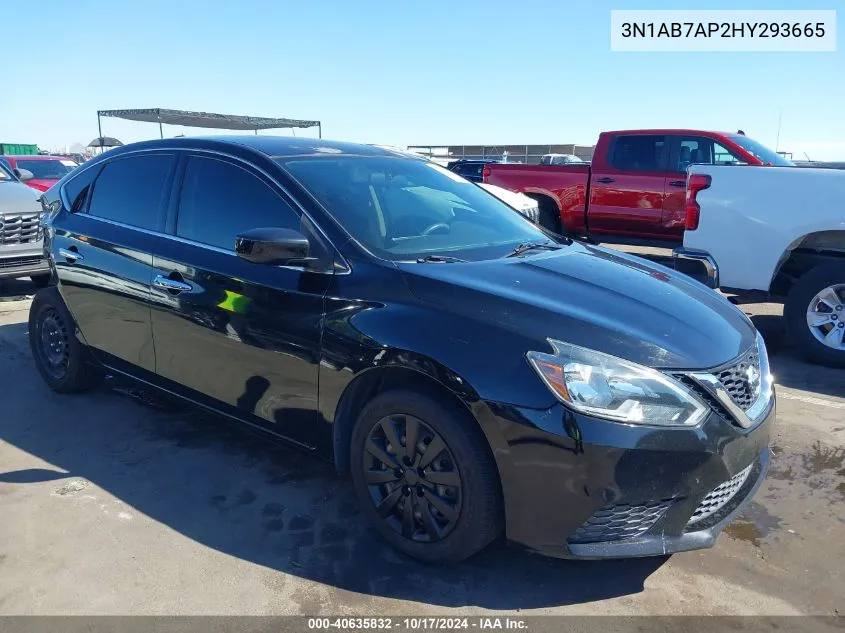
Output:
[
  {"xmin": 568, "ymin": 500, "xmax": 673, "ymax": 544},
  {"xmin": 715, "ymin": 352, "xmax": 761, "ymax": 411},
  {"xmin": 0, "ymin": 213, "xmax": 42, "ymax": 245},
  {"xmin": 0, "ymin": 256, "xmax": 43, "ymax": 269},
  {"xmin": 687, "ymin": 464, "xmax": 753, "ymax": 526}
]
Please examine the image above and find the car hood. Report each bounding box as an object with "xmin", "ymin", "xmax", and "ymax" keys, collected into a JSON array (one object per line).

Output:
[
  {"xmin": 400, "ymin": 243, "xmax": 756, "ymax": 370},
  {"xmin": 0, "ymin": 181, "xmax": 42, "ymax": 214},
  {"xmin": 26, "ymin": 178, "xmax": 58, "ymax": 192}
]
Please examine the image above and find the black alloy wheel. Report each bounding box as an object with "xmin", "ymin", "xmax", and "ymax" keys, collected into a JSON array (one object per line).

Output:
[
  {"xmin": 37, "ymin": 307, "xmax": 70, "ymax": 380},
  {"xmin": 362, "ymin": 413, "xmax": 462, "ymax": 543},
  {"xmin": 28, "ymin": 287, "xmax": 103, "ymax": 393},
  {"xmin": 350, "ymin": 389, "xmax": 502, "ymax": 563}
]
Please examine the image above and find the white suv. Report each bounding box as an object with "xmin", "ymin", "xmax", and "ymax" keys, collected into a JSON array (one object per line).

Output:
[{"xmin": 0, "ymin": 162, "xmax": 50, "ymax": 287}]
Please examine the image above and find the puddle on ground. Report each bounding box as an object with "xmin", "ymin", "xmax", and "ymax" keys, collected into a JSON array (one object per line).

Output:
[
  {"xmin": 803, "ymin": 441, "xmax": 845, "ymax": 474},
  {"xmin": 768, "ymin": 441, "xmax": 845, "ymax": 500},
  {"xmin": 724, "ymin": 501, "xmax": 782, "ymax": 547}
]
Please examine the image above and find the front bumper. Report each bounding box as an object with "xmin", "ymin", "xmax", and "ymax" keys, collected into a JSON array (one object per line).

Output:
[
  {"xmin": 0, "ymin": 255, "xmax": 49, "ymax": 280},
  {"xmin": 480, "ymin": 396, "xmax": 774, "ymax": 560},
  {"xmin": 566, "ymin": 447, "xmax": 770, "ymax": 558},
  {"xmin": 673, "ymin": 247, "xmax": 719, "ymax": 288}
]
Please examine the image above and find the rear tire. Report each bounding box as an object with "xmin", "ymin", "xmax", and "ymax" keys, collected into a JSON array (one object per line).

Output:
[
  {"xmin": 783, "ymin": 263, "xmax": 845, "ymax": 368},
  {"xmin": 530, "ymin": 195, "xmax": 563, "ymax": 235},
  {"xmin": 28, "ymin": 288, "xmax": 104, "ymax": 393},
  {"xmin": 349, "ymin": 389, "xmax": 502, "ymax": 564}
]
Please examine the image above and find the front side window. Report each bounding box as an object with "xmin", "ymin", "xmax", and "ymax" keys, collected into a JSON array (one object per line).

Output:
[
  {"xmin": 87, "ymin": 154, "xmax": 174, "ymax": 230},
  {"xmin": 176, "ymin": 156, "xmax": 300, "ymax": 251},
  {"xmin": 675, "ymin": 138, "xmax": 746, "ymax": 171},
  {"xmin": 609, "ymin": 135, "xmax": 666, "ymax": 172},
  {"xmin": 277, "ymin": 155, "xmax": 549, "ymax": 262}
]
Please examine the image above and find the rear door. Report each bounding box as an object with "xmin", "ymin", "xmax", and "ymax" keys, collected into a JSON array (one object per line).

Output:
[
  {"xmin": 53, "ymin": 153, "xmax": 175, "ymax": 373},
  {"xmin": 586, "ymin": 134, "xmax": 669, "ymax": 239},
  {"xmin": 150, "ymin": 152, "xmax": 333, "ymax": 449},
  {"xmin": 663, "ymin": 136, "xmax": 748, "ymax": 237}
]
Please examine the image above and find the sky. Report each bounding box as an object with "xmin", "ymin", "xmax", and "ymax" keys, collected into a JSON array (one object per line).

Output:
[{"xmin": 2, "ymin": 0, "xmax": 843, "ymax": 159}]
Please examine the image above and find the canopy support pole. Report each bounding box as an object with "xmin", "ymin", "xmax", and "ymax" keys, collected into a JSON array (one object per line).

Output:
[
  {"xmin": 97, "ymin": 112, "xmax": 104, "ymax": 154},
  {"xmin": 318, "ymin": 123, "xmax": 322, "ymax": 139}
]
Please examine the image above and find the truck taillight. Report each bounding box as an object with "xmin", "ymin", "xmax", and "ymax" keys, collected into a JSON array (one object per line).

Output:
[
  {"xmin": 482, "ymin": 166, "xmax": 491, "ymax": 182},
  {"xmin": 685, "ymin": 174, "xmax": 711, "ymax": 231}
]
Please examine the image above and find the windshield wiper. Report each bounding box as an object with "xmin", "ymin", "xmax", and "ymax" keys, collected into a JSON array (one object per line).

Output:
[
  {"xmin": 505, "ymin": 242, "xmax": 563, "ymax": 258},
  {"xmin": 416, "ymin": 255, "xmax": 467, "ymax": 263}
]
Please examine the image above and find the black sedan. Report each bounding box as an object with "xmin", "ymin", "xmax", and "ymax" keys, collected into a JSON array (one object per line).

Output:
[{"xmin": 31, "ymin": 136, "xmax": 774, "ymax": 563}]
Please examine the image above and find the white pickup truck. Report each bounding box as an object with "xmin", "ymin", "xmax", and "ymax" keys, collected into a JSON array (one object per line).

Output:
[{"xmin": 674, "ymin": 165, "xmax": 845, "ymax": 367}]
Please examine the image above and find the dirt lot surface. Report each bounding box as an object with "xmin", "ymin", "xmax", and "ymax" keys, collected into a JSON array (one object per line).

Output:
[{"xmin": 1, "ymin": 275, "xmax": 843, "ymax": 616}]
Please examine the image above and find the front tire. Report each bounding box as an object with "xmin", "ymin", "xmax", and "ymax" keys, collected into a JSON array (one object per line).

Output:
[
  {"xmin": 28, "ymin": 288, "xmax": 103, "ymax": 393},
  {"xmin": 783, "ymin": 263, "xmax": 845, "ymax": 367},
  {"xmin": 349, "ymin": 390, "xmax": 502, "ymax": 564}
]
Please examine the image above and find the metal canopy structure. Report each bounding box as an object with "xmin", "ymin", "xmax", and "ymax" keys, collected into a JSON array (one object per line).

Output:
[{"xmin": 95, "ymin": 108, "xmax": 321, "ymax": 150}]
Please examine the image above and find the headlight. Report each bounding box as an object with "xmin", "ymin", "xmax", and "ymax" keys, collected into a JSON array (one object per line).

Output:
[{"xmin": 527, "ymin": 340, "xmax": 709, "ymax": 427}]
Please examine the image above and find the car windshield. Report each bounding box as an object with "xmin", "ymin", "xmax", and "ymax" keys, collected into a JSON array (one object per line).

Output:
[
  {"xmin": 277, "ymin": 155, "xmax": 551, "ymax": 261},
  {"xmin": 15, "ymin": 159, "xmax": 78, "ymax": 179},
  {"xmin": 0, "ymin": 161, "xmax": 15, "ymax": 182},
  {"xmin": 729, "ymin": 136, "xmax": 794, "ymax": 167}
]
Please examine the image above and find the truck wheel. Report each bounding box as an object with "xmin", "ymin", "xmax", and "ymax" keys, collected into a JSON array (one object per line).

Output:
[
  {"xmin": 28, "ymin": 288, "xmax": 104, "ymax": 393},
  {"xmin": 529, "ymin": 195, "xmax": 563, "ymax": 235},
  {"xmin": 349, "ymin": 389, "xmax": 503, "ymax": 563},
  {"xmin": 783, "ymin": 263, "xmax": 845, "ymax": 368}
]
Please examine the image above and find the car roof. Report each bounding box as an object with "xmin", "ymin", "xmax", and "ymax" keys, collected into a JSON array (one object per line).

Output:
[
  {"xmin": 603, "ymin": 129, "xmax": 735, "ymax": 137},
  {"xmin": 99, "ymin": 136, "xmax": 401, "ymax": 159},
  {"xmin": 0, "ymin": 154, "xmax": 75, "ymax": 160}
]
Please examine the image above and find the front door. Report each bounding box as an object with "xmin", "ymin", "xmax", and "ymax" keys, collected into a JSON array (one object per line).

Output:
[
  {"xmin": 53, "ymin": 152, "xmax": 176, "ymax": 373},
  {"xmin": 587, "ymin": 134, "xmax": 669, "ymax": 240},
  {"xmin": 149, "ymin": 153, "xmax": 332, "ymax": 449}
]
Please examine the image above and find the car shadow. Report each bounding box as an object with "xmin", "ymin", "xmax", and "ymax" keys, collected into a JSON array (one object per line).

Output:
[
  {"xmin": 0, "ymin": 277, "xmax": 38, "ymax": 302},
  {"xmin": 750, "ymin": 313, "xmax": 845, "ymax": 400},
  {"xmin": 0, "ymin": 319, "xmax": 665, "ymax": 609}
]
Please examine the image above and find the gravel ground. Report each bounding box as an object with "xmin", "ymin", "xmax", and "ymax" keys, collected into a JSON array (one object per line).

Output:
[{"xmin": 0, "ymin": 275, "xmax": 843, "ymax": 616}]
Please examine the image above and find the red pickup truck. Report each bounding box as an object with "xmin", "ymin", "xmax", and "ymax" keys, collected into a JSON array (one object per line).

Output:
[{"xmin": 483, "ymin": 129, "xmax": 792, "ymax": 244}]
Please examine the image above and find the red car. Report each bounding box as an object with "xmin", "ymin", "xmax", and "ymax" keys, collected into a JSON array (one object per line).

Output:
[
  {"xmin": 484, "ymin": 129, "xmax": 792, "ymax": 244},
  {"xmin": 0, "ymin": 155, "xmax": 79, "ymax": 192}
]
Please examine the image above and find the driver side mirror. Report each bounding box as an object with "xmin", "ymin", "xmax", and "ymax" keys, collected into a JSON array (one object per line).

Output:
[
  {"xmin": 235, "ymin": 227, "xmax": 316, "ymax": 267},
  {"xmin": 14, "ymin": 168, "xmax": 34, "ymax": 182}
]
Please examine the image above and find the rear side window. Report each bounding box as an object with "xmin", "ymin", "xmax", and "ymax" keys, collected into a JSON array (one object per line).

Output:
[
  {"xmin": 609, "ymin": 135, "xmax": 666, "ymax": 171},
  {"xmin": 176, "ymin": 156, "xmax": 300, "ymax": 251},
  {"xmin": 457, "ymin": 163, "xmax": 484, "ymax": 179},
  {"xmin": 63, "ymin": 166, "xmax": 99, "ymax": 212},
  {"xmin": 87, "ymin": 154, "xmax": 174, "ymax": 230}
]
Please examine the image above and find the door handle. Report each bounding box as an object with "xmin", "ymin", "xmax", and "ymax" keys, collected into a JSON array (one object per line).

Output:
[
  {"xmin": 595, "ymin": 177, "xmax": 615, "ymax": 184},
  {"xmin": 59, "ymin": 247, "xmax": 83, "ymax": 262},
  {"xmin": 153, "ymin": 274, "xmax": 193, "ymax": 293},
  {"xmin": 668, "ymin": 180, "xmax": 686, "ymax": 188}
]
